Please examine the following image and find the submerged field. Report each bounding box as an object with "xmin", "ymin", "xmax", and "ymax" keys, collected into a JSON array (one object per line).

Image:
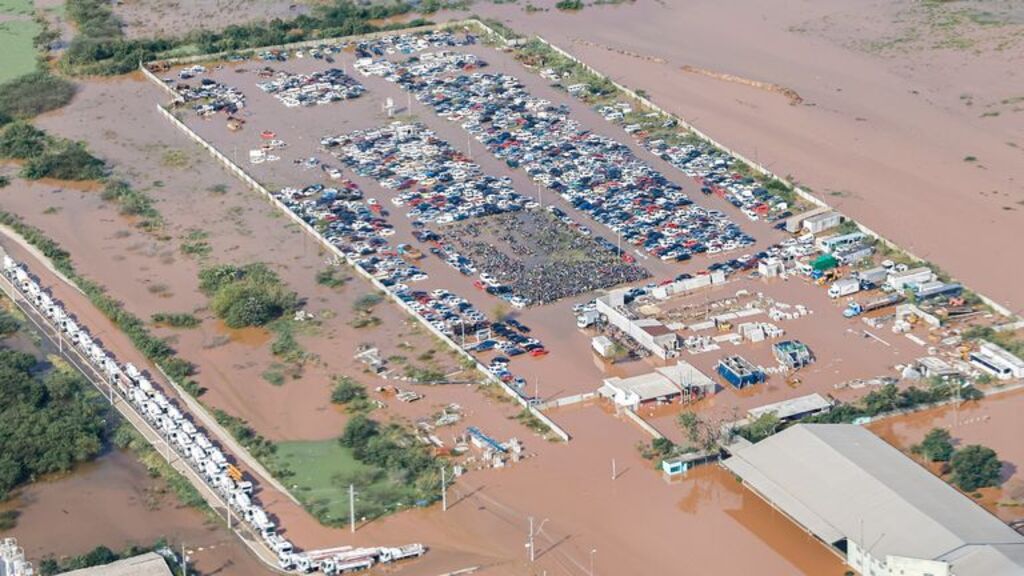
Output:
[
  {"xmin": 0, "ymin": 0, "xmax": 39, "ymax": 83},
  {"xmin": 269, "ymin": 440, "xmax": 425, "ymax": 526}
]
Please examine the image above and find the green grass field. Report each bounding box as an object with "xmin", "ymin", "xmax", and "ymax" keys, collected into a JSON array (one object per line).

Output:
[
  {"xmin": 269, "ymin": 440, "xmax": 422, "ymax": 526},
  {"xmin": 0, "ymin": 0, "xmax": 39, "ymax": 83}
]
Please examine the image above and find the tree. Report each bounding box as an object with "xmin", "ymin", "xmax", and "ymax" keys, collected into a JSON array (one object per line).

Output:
[
  {"xmin": 913, "ymin": 428, "xmax": 954, "ymax": 462},
  {"xmin": 950, "ymin": 445, "xmax": 1002, "ymax": 492},
  {"xmin": 330, "ymin": 376, "xmax": 366, "ymax": 404},
  {"xmin": 738, "ymin": 413, "xmax": 780, "ymax": 443}
]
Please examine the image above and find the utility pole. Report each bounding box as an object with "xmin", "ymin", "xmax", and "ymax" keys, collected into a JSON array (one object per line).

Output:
[
  {"xmin": 590, "ymin": 548, "xmax": 597, "ymax": 576},
  {"xmin": 611, "ymin": 459, "xmax": 616, "ymax": 481},
  {"xmin": 349, "ymin": 484, "xmax": 356, "ymax": 533},
  {"xmin": 528, "ymin": 517, "xmax": 535, "ymax": 562},
  {"xmin": 181, "ymin": 543, "xmax": 187, "ymax": 576},
  {"xmin": 537, "ymin": 182, "xmax": 542, "ymax": 208},
  {"xmin": 441, "ymin": 466, "xmax": 448, "ymax": 512}
]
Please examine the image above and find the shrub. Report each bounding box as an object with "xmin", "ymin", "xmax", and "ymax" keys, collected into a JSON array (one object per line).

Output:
[
  {"xmin": 199, "ymin": 263, "xmax": 298, "ymax": 328},
  {"xmin": 151, "ymin": 312, "xmax": 200, "ymax": 328},
  {"xmin": 913, "ymin": 428, "xmax": 954, "ymax": 462},
  {"xmin": 101, "ymin": 180, "xmax": 158, "ymax": 219},
  {"xmin": 22, "ymin": 140, "xmax": 106, "ymax": 181},
  {"xmin": 0, "ymin": 72, "xmax": 76, "ymax": 119},
  {"xmin": 330, "ymin": 375, "xmax": 367, "ymax": 404},
  {"xmin": 950, "ymin": 445, "xmax": 1002, "ymax": 492},
  {"xmin": 555, "ymin": 0, "xmax": 584, "ymax": 10},
  {"xmin": 0, "ymin": 122, "xmax": 48, "ymax": 159}
]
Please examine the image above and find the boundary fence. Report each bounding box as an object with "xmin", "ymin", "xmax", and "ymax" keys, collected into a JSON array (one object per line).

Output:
[{"xmin": 466, "ymin": 20, "xmax": 1016, "ymax": 320}]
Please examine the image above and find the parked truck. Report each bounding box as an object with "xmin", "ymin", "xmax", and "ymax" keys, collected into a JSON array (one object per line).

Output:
[
  {"xmin": 828, "ymin": 278, "xmax": 861, "ymax": 299},
  {"xmin": 843, "ymin": 294, "xmax": 904, "ymax": 318}
]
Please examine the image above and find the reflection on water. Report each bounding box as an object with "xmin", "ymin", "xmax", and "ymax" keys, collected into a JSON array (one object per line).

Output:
[{"xmin": 678, "ymin": 466, "xmax": 848, "ymax": 575}]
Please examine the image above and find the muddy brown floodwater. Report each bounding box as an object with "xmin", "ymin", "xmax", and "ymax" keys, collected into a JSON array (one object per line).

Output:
[
  {"xmin": 0, "ymin": 450, "xmax": 267, "ymax": 575},
  {"xmin": 870, "ymin": 388, "xmax": 1024, "ymax": 523},
  {"xmin": 461, "ymin": 0, "xmax": 1024, "ymax": 315}
]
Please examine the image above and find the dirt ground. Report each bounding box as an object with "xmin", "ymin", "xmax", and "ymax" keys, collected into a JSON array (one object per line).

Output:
[{"xmin": 462, "ymin": 0, "xmax": 1024, "ymax": 316}]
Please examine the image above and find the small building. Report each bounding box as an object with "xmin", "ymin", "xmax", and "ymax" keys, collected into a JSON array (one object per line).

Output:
[
  {"xmin": 784, "ymin": 206, "xmax": 832, "ymax": 233},
  {"xmin": 716, "ymin": 355, "xmax": 765, "ymax": 389},
  {"xmin": 599, "ymin": 361, "xmax": 716, "ymax": 408},
  {"xmin": 855, "ymin": 266, "xmax": 888, "ymax": 288},
  {"xmin": 970, "ymin": 341, "xmax": 1024, "ymax": 381},
  {"xmin": 600, "ymin": 372, "xmax": 682, "ymax": 408},
  {"xmin": 758, "ymin": 257, "xmax": 785, "ymax": 278},
  {"xmin": 801, "ymin": 211, "xmax": 843, "ymax": 235},
  {"xmin": 591, "ymin": 335, "xmax": 615, "ymax": 358},
  {"xmin": 773, "ymin": 340, "xmax": 814, "ymax": 369},
  {"xmin": 887, "ymin": 266, "xmax": 936, "ymax": 291},
  {"xmin": 661, "ymin": 449, "xmax": 718, "ymax": 476},
  {"xmin": 917, "ymin": 356, "xmax": 962, "ymax": 380},
  {"xmin": 746, "ymin": 393, "xmax": 832, "ymax": 422}
]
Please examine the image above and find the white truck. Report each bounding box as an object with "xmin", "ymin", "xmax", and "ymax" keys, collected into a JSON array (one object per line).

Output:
[{"xmin": 828, "ymin": 278, "xmax": 861, "ymax": 299}]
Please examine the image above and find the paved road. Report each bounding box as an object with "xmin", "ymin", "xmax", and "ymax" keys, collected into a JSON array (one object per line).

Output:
[{"xmin": 0, "ymin": 271, "xmax": 287, "ymax": 574}]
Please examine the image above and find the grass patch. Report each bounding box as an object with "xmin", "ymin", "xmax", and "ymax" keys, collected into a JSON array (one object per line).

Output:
[
  {"xmin": 0, "ymin": 19, "xmax": 40, "ymax": 84},
  {"xmin": 151, "ymin": 312, "xmax": 200, "ymax": 329},
  {"xmin": 179, "ymin": 228, "xmax": 211, "ymax": 258},
  {"xmin": 316, "ymin": 266, "xmax": 350, "ymax": 289},
  {"xmin": 268, "ymin": 440, "xmax": 410, "ymax": 526}
]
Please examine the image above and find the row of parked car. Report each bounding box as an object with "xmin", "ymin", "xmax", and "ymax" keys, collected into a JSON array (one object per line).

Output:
[
  {"xmin": 355, "ymin": 46, "xmax": 754, "ymax": 261},
  {"xmin": 323, "ymin": 123, "xmax": 534, "ymax": 224},
  {"xmin": 257, "ymin": 67, "xmax": 365, "ymax": 108},
  {"xmin": 1, "ymin": 254, "xmax": 429, "ymax": 574},
  {"xmin": 275, "ymin": 181, "xmax": 429, "ymax": 290}
]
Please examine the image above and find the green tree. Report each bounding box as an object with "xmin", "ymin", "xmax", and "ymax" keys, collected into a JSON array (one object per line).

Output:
[
  {"xmin": 914, "ymin": 428, "xmax": 954, "ymax": 462},
  {"xmin": 738, "ymin": 413, "xmax": 780, "ymax": 443},
  {"xmin": 950, "ymin": 445, "xmax": 1002, "ymax": 492},
  {"xmin": 330, "ymin": 376, "xmax": 366, "ymax": 404}
]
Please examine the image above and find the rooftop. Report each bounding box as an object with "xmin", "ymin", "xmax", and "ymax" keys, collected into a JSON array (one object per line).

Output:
[
  {"xmin": 723, "ymin": 424, "xmax": 1024, "ymax": 576},
  {"xmin": 61, "ymin": 553, "xmax": 173, "ymax": 576}
]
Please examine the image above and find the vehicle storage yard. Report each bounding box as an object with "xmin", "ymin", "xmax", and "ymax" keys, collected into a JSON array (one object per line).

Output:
[{"xmin": 2, "ymin": 14, "xmax": 1021, "ymax": 576}]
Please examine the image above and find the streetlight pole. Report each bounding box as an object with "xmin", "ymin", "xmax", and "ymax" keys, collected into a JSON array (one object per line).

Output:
[
  {"xmin": 590, "ymin": 548, "xmax": 597, "ymax": 576},
  {"xmin": 528, "ymin": 516, "xmax": 535, "ymax": 562}
]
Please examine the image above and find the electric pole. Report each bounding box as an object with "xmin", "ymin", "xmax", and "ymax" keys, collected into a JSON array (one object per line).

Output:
[
  {"xmin": 349, "ymin": 484, "xmax": 356, "ymax": 533},
  {"xmin": 441, "ymin": 466, "xmax": 448, "ymax": 512},
  {"xmin": 528, "ymin": 516, "xmax": 535, "ymax": 562}
]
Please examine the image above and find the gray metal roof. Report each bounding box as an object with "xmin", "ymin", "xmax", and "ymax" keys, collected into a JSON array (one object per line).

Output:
[
  {"xmin": 723, "ymin": 424, "xmax": 1024, "ymax": 574},
  {"xmin": 61, "ymin": 553, "xmax": 173, "ymax": 576}
]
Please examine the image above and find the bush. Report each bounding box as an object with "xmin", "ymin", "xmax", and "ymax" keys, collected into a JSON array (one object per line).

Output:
[
  {"xmin": 0, "ymin": 122, "xmax": 48, "ymax": 159},
  {"xmin": 62, "ymin": 0, "xmax": 421, "ymax": 76},
  {"xmin": 0, "ymin": 308, "xmax": 20, "ymax": 336},
  {"xmin": 0, "ymin": 349, "xmax": 106, "ymax": 499},
  {"xmin": 102, "ymin": 179, "xmax": 158, "ymax": 219},
  {"xmin": 151, "ymin": 312, "xmax": 200, "ymax": 328},
  {"xmin": 21, "ymin": 140, "xmax": 107, "ymax": 181},
  {"xmin": 913, "ymin": 428, "xmax": 954, "ymax": 462},
  {"xmin": 199, "ymin": 263, "xmax": 298, "ymax": 328},
  {"xmin": 950, "ymin": 444, "xmax": 1002, "ymax": 492},
  {"xmin": 353, "ymin": 292, "xmax": 383, "ymax": 313},
  {"xmin": 213, "ymin": 409, "xmax": 276, "ymax": 461},
  {"xmin": 0, "ymin": 72, "xmax": 76, "ymax": 119},
  {"xmin": 330, "ymin": 375, "xmax": 367, "ymax": 404},
  {"xmin": 555, "ymin": 0, "xmax": 584, "ymax": 9}
]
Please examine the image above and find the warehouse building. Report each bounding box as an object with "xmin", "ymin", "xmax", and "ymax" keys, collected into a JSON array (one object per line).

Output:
[
  {"xmin": 970, "ymin": 341, "xmax": 1024, "ymax": 381},
  {"xmin": 724, "ymin": 424, "xmax": 1024, "ymax": 576},
  {"xmin": 598, "ymin": 361, "xmax": 715, "ymax": 409},
  {"xmin": 62, "ymin": 553, "xmax": 173, "ymax": 576}
]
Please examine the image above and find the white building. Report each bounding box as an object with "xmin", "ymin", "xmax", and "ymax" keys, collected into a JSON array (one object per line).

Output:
[
  {"xmin": 596, "ymin": 290, "xmax": 679, "ymax": 359},
  {"xmin": 970, "ymin": 341, "xmax": 1024, "ymax": 381},
  {"xmin": 725, "ymin": 424, "xmax": 1024, "ymax": 576},
  {"xmin": 598, "ymin": 361, "xmax": 715, "ymax": 409},
  {"xmin": 802, "ymin": 211, "xmax": 843, "ymax": 235}
]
